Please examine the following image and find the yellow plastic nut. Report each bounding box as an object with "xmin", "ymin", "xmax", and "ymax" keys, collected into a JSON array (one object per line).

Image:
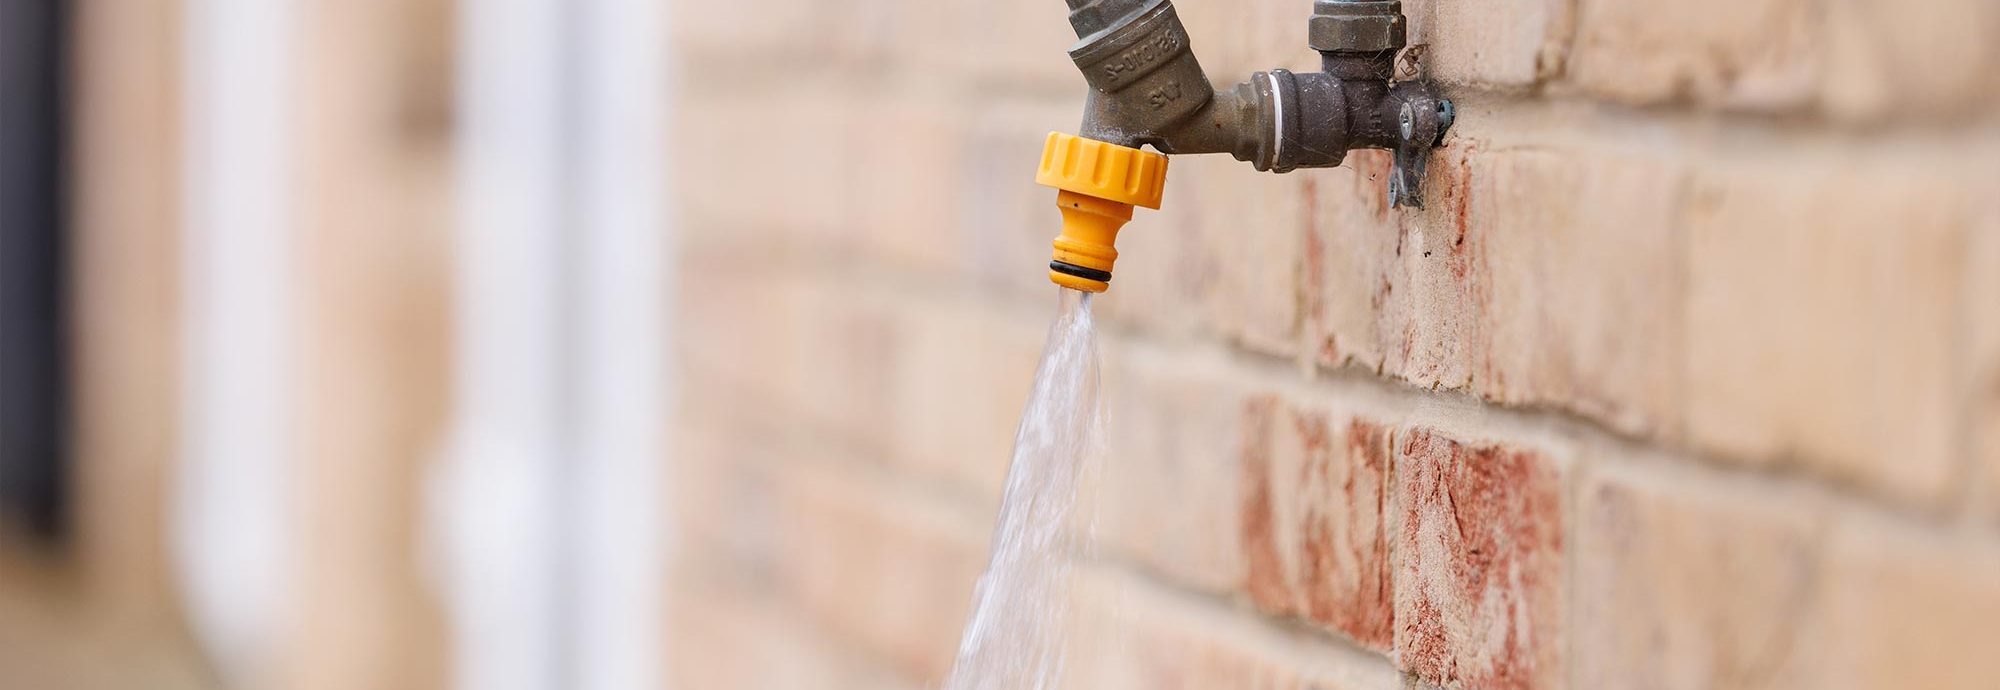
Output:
[{"xmin": 1035, "ymin": 132, "xmax": 1168, "ymax": 293}]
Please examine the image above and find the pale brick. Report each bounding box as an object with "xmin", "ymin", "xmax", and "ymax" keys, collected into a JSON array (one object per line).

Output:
[
  {"xmin": 1096, "ymin": 349, "xmax": 1259, "ymax": 593},
  {"xmin": 1090, "ymin": 159, "xmax": 1209, "ymax": 338},
  {"xmin": 1239, "ymin": 399, "xmax": 1396, "ymax": 651},
  {"xmin": 670, "ymin": 575, "xmax": 922, "ymax": 690},
  {"xmin": 1979, "ymin": 204, "xmax": 2000, "ymax": 516},
  {"xmin": 1377, "ymin": 141, "xmax": 1486, "ymax": 390},
  {"xmin": 669, "ymin": 0, "xmax": 829, "ymax": 56},
  {"xmin": 1476, "ymin": 148, "xmax": 1686, "ymax": 437},
  {"xmin": 677, "ymin": 95, "xmax": 850, "ymax": 244},
  {"xmin": 1567, "ymin": 0, "xmax": 1822, "ymax": 109},
  {"xmin": 1573, "ymin": 463, "xmax": 1823, "ymax": 690},
  {"xmin": 1683, "ymin": 165, "xmax": 1968, "ymax": 505},
  {"xmin": 1304, "ymin": 149, "xmax": 1401, "ymax": 372},
  {"xmin": 1394, "ymin": 427, "xmax": 1565, "ymax": 690},
  {"xmin": 963, "ymin": 100, "xmax": 1083, "ymax": 299},
  {"xmin": 1063, "ymin": 568, "xmax": 1405, "ymax": 690},
  {"xmin": 1821, "ymin": 0, "xmax": 2000, "ymax": 120},
  {"xmin": 888, "ymin": 294, "xmax": 1045, "ymax": 508},
  {"xmin": 1096, "ymin": 155, "xmax": 1307, "ymax": 352},
  {"xmin": 770, "ymin": 459, "xmax": 989, "ymax": 685},
  {"xmin": 1188, "ymin": 157, "xmax": 1309, "ymax": 355},
  {"xmin": 964, "ymin": 0, "xmax": 1083, "ymax": 90},
  {"xmin": 1176, "ymin": 0, "xmax": 1320, "ymax": 82},
  {"xmin": 1785, "ymin": 519, "xmax": 2000, "ymax": 690},
  {"xmin": 1407, "ymin": 0, "xmax": 1573, "ymax": 88},
  {"xmin": 843, "ymin": 98, "xmax": 974, "ymax": 278},
  {"xmin": 676, "ymin": 444, "xmax": 988, "ymax": 684}
]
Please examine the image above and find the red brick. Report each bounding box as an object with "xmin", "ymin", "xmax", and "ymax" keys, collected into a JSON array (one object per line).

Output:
[
  {"xmin": 1239, "ymin": 398, "xmax": 1396, "ymax": 651},
  {"xmin": 1394, "ymin": 427, "xmax": 1565, "ymax": 690},
  {"xmin": 1407, "ymin": 0, "xmax": 1574, "ymax": 88},
  {"xmin": 1572, "ymin": 464, "xmax": 1822, "ymax": 690},
  {"xmin": 1567, "ymin": 0, "xmax": 1821, "ymax": 109},
  {"xmin": 1475, "ymin": 148, "xmax": 1686, "ymax": 437},
  {"xmin": 1821, "ymin": 0, "xmax": 2000, "ymax": 120},
  {"xmin": 1683, "ymin": 165, "xmax": 1968, "ymax": 505}
]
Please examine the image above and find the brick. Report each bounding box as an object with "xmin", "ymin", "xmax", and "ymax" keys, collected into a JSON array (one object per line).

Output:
[
  {"xmin": 1567, "ymin": 0, "xmax": 1821, "ymax": 109},
  {"xmin": 1573, "ymin": 464, "xmax": 1823, "ymax": 690},
  {"xmin": 1978, "ymin": 203, "xmax": 2000, "ymax": 517},
  {"xmin": 1304, "ymin": 149, "xmax": 1401, "ymax": 372},
  {"xmin": 1394, "ymin": 427, "xmax": 1565, "ymax": 690},
  {"xmin": 669, "ymin": 575, "xmax": 921, "ymax": 690},
  {"xmin": 1097, "ymin": 156, "xmax": 1307, "ymax": 354},
  {"xmin": 1407, "ymin": 0, "xmax": 1573, "ymax": 88},
  {"xmin": 1062, "ymin": 568, "xmax": 1404, "ymax": 690},
  {"xmin": 1475, "ymin": 148, "xmax": 1686, "ymax": 437},
  {"xmin": 1785, "ymin": 519, "xmax": 2000, "ymax": 690},
  {"xmin": 1821, "ymin": 0, "xmax": 2000, "ymax": 120},
  {"xmin": 843, "ymin": 98, "xmax": 975, "ymax": 279},
  {"xmin": 770, "ymin": 459, "xmax": 989, "ymax": 685},
  {"xmin": 1176, "ymin": 0, "xmax": 1320, "ymax": 82},
  {"xmin": 961, "ymin": 0, "xmax": 1083, "ymax": 90},
  {"xmin": 675, "ymin": 439, "xmax": 991, "ymax": 687},
  {"xmin": 1683, "ymin": 165, "xmax": 1968, "ymax": 505},
  {"xmin": 1239, "ymin": 398, "xmax": 1396, "ymax": 651},
  {"xmin": 1191, "ymin": 157, "xmax": 1309, "ymax": 355},
  {"xmin": 677, "ymin": 95, "xmax": 850, "ymax": 245},
  {"xmin": 1090, "ymin": 162, "xmax": 1209, "ymax": 339},
  {"xmin": 963, "ymin": 99, "xmax": 1083, "ymax": 299},
  {"xmin": 1373, "ymin": 142, "xmax": 1487, "ymax": 390},
  {"xmin": 888, "ymin": 294, "xmax": 1046, "ymax": 507},
  {"xmin": 1096, "ymin": 350, "xmax": 1259, "ymax": 593}
]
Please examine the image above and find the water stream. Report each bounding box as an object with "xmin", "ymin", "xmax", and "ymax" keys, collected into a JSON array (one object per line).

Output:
[{"xmin": 942, "ymin": 288, "xmax": 1102, "ymax": 690}]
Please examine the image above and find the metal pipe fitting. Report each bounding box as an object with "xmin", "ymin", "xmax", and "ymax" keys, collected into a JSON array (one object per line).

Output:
[{"xmin": 1056, "ymin": 0, "xmax": 1452, "ymax": 205}]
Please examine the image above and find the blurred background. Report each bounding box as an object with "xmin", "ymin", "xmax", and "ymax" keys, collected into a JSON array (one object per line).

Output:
[{"xmin": 4, "ymin": 0, "xmax": 2000, "ymax": 689}]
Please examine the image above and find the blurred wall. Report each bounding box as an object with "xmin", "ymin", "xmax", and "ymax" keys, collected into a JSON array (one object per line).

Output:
[{"xmin": 667, "ymin": 0, "xmax": 2000, "ymax": 689}]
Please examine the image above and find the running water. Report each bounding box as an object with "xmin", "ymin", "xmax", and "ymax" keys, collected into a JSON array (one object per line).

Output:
[{"xmin": 943, "ymin": 289, "xmax": 1102, "ymax": 690}]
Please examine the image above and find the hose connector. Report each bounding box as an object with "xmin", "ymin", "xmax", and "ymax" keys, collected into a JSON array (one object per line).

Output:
[{"xmin": 1035, "ymin": 132, "xmax": 1168, "ymax": 293}]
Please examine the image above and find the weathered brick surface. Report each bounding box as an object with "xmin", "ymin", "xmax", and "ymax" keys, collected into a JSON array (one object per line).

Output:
[
  {"xmin": 1394, "ymin": 427, "xmax": 1566, "ymax": 690},
  {"xmin": 1239, "ymin": 398, "xmax": 1396, "ymax": 651},
  {"xmin": 1567, "ymin": 0, "xmax": 1821, "ymax": 109},
  {"xmin": 1063, "ymin": 568, "xmax": 1405, "ymax": 690},
  {"xmin": 1573, "ymin": 463, "xmax": 1823, "ymax": 690},
  {"xmin": 1682, "ymin": 165, "xmax": 1968, "ymax": 505},
  {"xmin": 1408, "ymin": 0, "xmax": 1574, "ymax": 88},
  {"xmin": 1473, "ymin": 148, "xmax": 1685, "ymax": 437},
  {"xmin": 669, "ymin": 0, "xmax": 2000, "ymax": 686}
]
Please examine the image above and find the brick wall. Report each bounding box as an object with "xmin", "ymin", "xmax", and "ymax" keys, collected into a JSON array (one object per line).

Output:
[{"xmin": 669, "ymin": 1, "xmax": 2000, "ymax": 689}]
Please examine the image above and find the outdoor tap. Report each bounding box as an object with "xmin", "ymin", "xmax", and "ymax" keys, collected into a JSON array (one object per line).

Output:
[{"xmin": 1039, "ymin": 0, "xmax": 1454, "ymax": 292}]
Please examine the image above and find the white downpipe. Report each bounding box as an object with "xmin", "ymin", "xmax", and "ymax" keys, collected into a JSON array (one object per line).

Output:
[
  {"xmin": 175, "ymin": 0, "xmax": 299, "ymax": 684},
  {"xmin": 435, "ymin": 0, "xmax": 567, "ymax": 688},
  {"xmin": 573, "ymin": 0, "xmax": 670, "ymax": 687},
  {"xmin": 437, "ymin": 0, "xmax": 671, "ymax": 688}
]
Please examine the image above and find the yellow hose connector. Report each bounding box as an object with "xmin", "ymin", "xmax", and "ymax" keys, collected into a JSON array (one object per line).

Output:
[{"xmin": 1035, "ymin": 132, "xmax": 1168, "ymax": 293}]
